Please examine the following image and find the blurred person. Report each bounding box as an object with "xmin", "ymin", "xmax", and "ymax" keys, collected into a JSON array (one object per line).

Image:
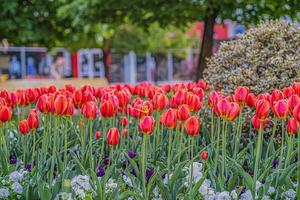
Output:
[
  {"xmin": 26, "ymin": 57, "xmax": 37, "ymax": 77},
  {"xmin": 9, "ymin": 55, "xmax": 21, "ymax": 79},
  {"xmin": 50, "ymin": 56, "xmax": 66, "ymax": 79}
]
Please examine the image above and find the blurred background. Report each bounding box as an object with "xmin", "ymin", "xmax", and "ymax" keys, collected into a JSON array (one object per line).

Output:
[{"xmin": 0, "ymin": 0, "xmax": 299, "ymax": 85}]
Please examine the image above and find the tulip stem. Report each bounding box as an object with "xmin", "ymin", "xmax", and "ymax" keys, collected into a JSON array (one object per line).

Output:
[
  {"xmin": 221, "ymin": 120, "xmax": 228, "ymax": 182},
  {"xmin": 233, "ymin": 111, "xmax": 242, "ymax": 159},
  {"xmin": 50, "ymin": 116, "xmax": 58, "ymax": 184},
  {"xmin": 89, "ymin": 120, "xmax": 94, "ymax": 170},
  {"xmin": 31, "ymin": 130, "xmax": 36, "ymax": 166},
  {"xmin": 63, "ymin": 118, "xmax": 68, "ymax": 169},
  {"xmin": 253, "ymin": 123, "xmax": 263, "ymax": 198},
  {"xmin": 210, "ymin": 111, "xmax": 214, "ymax": 143},
  {"xmin": 141, "ymin": 134, "xmax": 148, "ymax": 199},
  {"xmin": 189, "ymin": 137, "xmax": 194, "ymax": 193},
  {"xmin": 284, "ymin": 135, "xmax": 293, "ymax": 168},
  {"xmin": 279, "ymin": 120, "xmax": 285, "ymax": 167},
  {"xmin": 266, "ymin": 118, "xmax": 277, "ymax": 159},
  {"xmin": 214, "ymin": 117, "xmax": 221, "ymax": 174},
  {"xmin": 167, "ymin": 129, "xmax": 173, "ymax": 187}
]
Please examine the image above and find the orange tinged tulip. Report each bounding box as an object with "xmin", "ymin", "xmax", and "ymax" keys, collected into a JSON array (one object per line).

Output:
[
  {"xmin": 273, "ymin": 100, "xmax": 288, "ymax": 120},
  {"xmin": 216, "ymin": 98, "xmax": 230, "ymax": 118},
  {"xmin": 36, "ymin": 95, "xmax": 51, "ymax": 113},
  {"xmin": 186, "ymin": 94, "xmax": 202, "ymax": 112},
  {"xmin": 208, "ymin": 91, "xmax": 220, "ymax": 109},
  {"xmin": 82, "ymin": 101, "xmax": 97, "ymax": 120},
  {"xmin": 270, "ymin": 89, "xmax": 284, "ymax": 105},
  {"xmin": 65, "ymin": 98, "xmax": 74, "ymax": 117},
  {"xmin": 153, "ymin": 93, "xmax": 169, "ymax": 111},
  {"xmin": 27, "ymin": 112, "xmax": 39, "ymax": 129},
  {"xmin": 288, "ymin": 95, "xmax": 300, "ymax": 113},
  {"xmin": 54, "ymin": 95, "xmax": 68, "ymax": 115},
  {"xmin": 177, "ymin": 104, "xmax": 191, "ymax": 121},
  {"xmin": 73, "ymin": 90, "xmax": 83, "ymax": 108},
  {"xmin": 226, "ymin": 102, "xmax": 240, "ymax": 121},
  {"xmin": 255, "ymin": 99, "xmax": 270, "ymax": 120},
  {"xmin": 160, "ymin": 109, "xmax": 177, "ymax": 129},
  {"xmin": 0, "ymin": 106, "xmax": 12, "ymax": 122},
  {"xmin": 139, "ymin": 116, "xmax": 155, "ymax": 135},
  {"xmin": 282, "ymin": 86, "xmax": 295, "ymax": 98},
  {"xmin": 286, "ymin": 118, "xmax": 299, "ymax": 135},
  {"xmin": 107, "ymin": 128, "xmax": 120, "ymax": 147},
  {"xmin": 246, "ymin": 93, "xmax": 256, "ymax": 107},
  {"xmin": 18, "ymin": 119, "xmax": 30, "ymax": 135},
  {"xmin": 100, "ymin": 101, "xmax": 117, "ymax": 118},
  {"xmin": 292, "ymin": 82, "xmax": 300, "ymax": 97},
  {"xmin": 174, "ymin": 89, "xmax": 187, "ymax": 106},
  {"xmin": 185, "ymin": 116, "xmax": 200, "ymax": 136}
]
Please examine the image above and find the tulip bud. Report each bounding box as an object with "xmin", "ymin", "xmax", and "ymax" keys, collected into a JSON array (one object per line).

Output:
[
  {"xmin": 18, "ymin": 119, "xmax": 30, "ymax": 135},
  {"xmin": 120, "ymin": 116, "xmax": 128, "ymax": 127},
  {"xmin": 234, "ymin": 86, "xmax": 249, "ymax": 105},
  {"xmin": 100, "ymin": 101, "xmax": 117, "ymax": 118},
  {"xmin": 27, "ymin": 112, "xmax": 39, "ymax": 129},
  {"xmin": 160, "ymin": 109, "xmax": 177, "ymax": 129},
  {"xmin": 139, "ymin": 116, "xmax": 155, "ymax": 135},
  {"xmin": 0, "ymin": 106, "xmax": 12, "ymax": 122},
  {"xmin": 107, "ymin": 128, "xmax": 120, "ymax": 147},
  {"xmin": 255, "ymin": 99, "xmax": 270, "ymax": 120},
  {"xmin": 54, "ymin": 95, "xmax": 68, "ymax": 115},
  {"xmin": 286, "ymin": 118, "xmax": 299, "ymax": 135},
  {"xmin": 185, "ymin": 116, "xmax": 200, "ymax": 136},
  {"xmin": 95, "ymin": 131, "xmax": 101, "ymax": 139},
  {"xmin": 122, "ymin": 128, "xmax": 128, "ymax": 137},
  {"xmin": 251, "ymin": 115, "xmax": 266, "ymax": 130},
  {"xmin": 201, "ymin": 151, "xmax": 208, "ymax": 160},
  {"xmin": 153, "ymin": 93, "xmax": 169, "ymax": 111},
  {"xmin": 292, "ymin": 82, "xmax": 300, "ymax": 97},
  {"xmin": 246, "ymin": 93, "xmax": 256, "ymax": 107},
  {"xmin": 273, "ymin": 100, "xmax": 288, "ymax": 120},
  {"xmin": 36, "ymin": 95, "xmax": 51, "ymax": 113}
]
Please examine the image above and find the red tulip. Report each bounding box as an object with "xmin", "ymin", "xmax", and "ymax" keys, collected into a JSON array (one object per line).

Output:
[
  {"xmin": 197, "ymin": 80, "xmax": 209, "ymax": 91},
  {"xmin": 65, "ymin": 98, "xmax": 74, "ymax": 117},
  {"xmin": 0, "ymin": 106, "xmax": 12, "ymax": 122},
  {"xmin": 292, "ymin": 104, "xmax": 300, "ymax": 121},
  {"xmin": 36, "ymin": 95, "xmax": 52, "ymax": 113},
  {"xmin": 169, "ymin": 96, "xmax": 178, "ymax": 108},
  {"xmin": 139, "ymin": 116, "xmax": 155, "ymax": 135},
  {"xmin": 120, "ymin": 116, "xmax": 128, "ymax": 127},
  {"xmin": 286, "ymin": 118, "xmax": 299, "ymax": 135},
  {"xmin": 201, "ymin": 151, "xmax": 208, "ymax": 160},
  {"xmin": 192, "ymin": 88, "xmax": 205, "ymax": 101},
  {"xmin": 273, "ymin": 100, "xmax": 288, "ymax": 120},
  {"xmin": 174, "ymin": 89, "xmax": 187, "ymax": 106},
  {"xmin": 73, "ymin": 90, "xmax": 83, "ymax": 108},
  {"xmin": 100, "ymin": 101, "xmax": 117, "ymax": 118},
  {"xmin": 18, "ymin": 119, "xmax": 30, "ymax": 135},
  {"xmin": 54, "ymin": 95, "xmax": 68, "ymax": 115},
  {"xmin": 208, "ymin": 91, "xmax": 220, "ymax": 109},
  {"xmin": 185, "ymin": 116, "xmax": 200, "ymax": 136},
  {"xmin": 251, "ymin": 115, "xmax": 266, "ymax": 130},
  {"xmin": 117, "ymin": 90, "xmax": 131, "ymax": 108},
  {"xmin": 153, "ymin": 93, "xmax": 169, "ymax": 111},
  {"xmin": 216, "ymin": 98, "xmax": 230, "ymax": 118},
  {"xmin": 288, "ymin": 95, "xmax": 300, "ymax": 113},
  {"xmin": 95, "ymin": 131, "xmax": 101, "ymax": 139},
  {"xmin": 226, "ymin": 102, "xmax": 240, "ymax": 121},
  {"xmin": 160, "ymin": 109, "xmax": 177, "ymax": 129},
  {"xmin": 282, "ymin": 86, "xmax": 295, "ymax": 98},
  {"xmin": 246, "ymin": 93, "xmax": 256, "ymax": 107},
  {"xmin": 270, "ymin": 89, "xmax": 284, "ymax": 105},
  {"xmin": 292, "ymin": 82, "xmax": 300, "ymax": 97},
  {"xmin": 177, "ymin": 104, "xmax": 191, "ymax": 121},
  {"xmin": 82, "ymin": 101, "xmax": 97, "ymax": 120},
  {"xmin": 255, "ymin": 99, "xmax": 270, "ymax": 120},
  {"xmin": 107, "ymin": 128, "xmax": 120, "ymax": 147},
  {"xmin": 234, "ymin": 86, "xmax": 249, "ymax": 105},
  {"xmin": 27, "ymin": 112, "xmax": 39, "ymax": 129},
  {"xmin": 186, "ymin": 94, "xmax": 202, "ymax": 112},
  {"xmin": 48, "ymin": 85, "xmax": 56, "ymax": 93}
]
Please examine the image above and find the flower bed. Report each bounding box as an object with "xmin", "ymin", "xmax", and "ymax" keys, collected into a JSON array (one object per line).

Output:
[{"xmin": 0, "ymin": 81, "xmax": 299, "ymax": 199}]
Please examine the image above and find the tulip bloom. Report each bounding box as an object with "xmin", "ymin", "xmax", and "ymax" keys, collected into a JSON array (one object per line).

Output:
[
  {"xmin": 246, "ymin": 93, "xmax": 256, "ymax": 107},
  {"xmin": 292, "ymin": 104, "xmax": 300, "ymax": 121},
  {"xmin": 251, "ymin": 115, "xmax": 266, "ymax": 130},
  {"xmin": 186, "ymin": 94, "xmax": 202, "ymax": 112},
  {"xmin": 36, "ymin": 95, "xmax": 52, "ymax": 113},
  {"xmin": 27, "ymin": 112, "xmax": 39, "ymax": 129},
  {"xmin": 234, "ymin": 86, "xmax": 249, "ymax": 105},
  {"xmin": 82, "ymin": 101, "xmax": 97, "ymax": 120},
  {"xmin": 100, "ymin": 101, "xmax": 117, "ymax": 118},
  {"xmin": 286, "ymin": 118, "xmax": 299, "ymax": 135},
  {"xmin": 54, "ymin": 95, "xmax": 68, "ymax": 115},
  {"xmin": 95, "ymin": 131, "xmax": 101, "ymax": 139},
  {"xmin": 153, "ymin": 93, "xmax": 169, "ymax": 111},
  {"xmin": 273, "ymin": 100, "xmax": 288, "ymax": 120},
  {"xmin": 208, "ymin": 91, "xmax": 220, "ymax": 109},
  {"xmin": 201, "ymin": 151, "xmax": 208, "ymax": 160},
  {"xmin": 0, "ymin": 106, "xmax": 12, "ymax": 122},
  {"xmin": 139, "ymin": 116, "xmax": 155, "ymax": 135},
  {"xmin": 18, "ymin": 119, "xmax": 30, "ymax": 135},
  {"xmin": 288, "ymin": 95, "xmax": 300, "ymax": 113},
  {"xmin": 107, "ymin": 128, "xmax": 120, "ymax": 147},
  {"xmin": 292, "ymin": 82, "xmax": 300, "ymax": 97},
  {"xmin": 185, "ymin": 116, "xmax": 200, "ymax": 136},
  {"xmin": 160, "ymin": 109, "xmax": 177, "ymax": 129},
  {"xmin": 216, "ymin": 98, "xmax": 230, "ymax": 118},
  {"xmin": 282, "ymin": 86, "xmax": 295, "ymax": 98},
  {"xmin": 177, "ymin": 104, "xmax": 191, "ymax": 121},
  {"xmin": 226, "ymin": 102, "xmax": 240, "ymax": 121},
  {"xmin": 255, "ymin": 99, "xmax": 270, "ymax": 120}
]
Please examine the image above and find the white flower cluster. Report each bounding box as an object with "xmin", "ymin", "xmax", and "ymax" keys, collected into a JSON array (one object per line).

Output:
[
  {"xmin": 9, "ymin": 171, "xmax": 26, "ymax": 183},
  {"xmin": 0, "ymin": 170, "xmax": 26, "ymax": 199},
  {"xmin": 54, "ymin": 192, "xmax": 73, "ymax": 200},
  {"xmin": 71, "ymin": 175, "xmax": 94, "ymax": 199},
  {"xmin": 281, "ymin": 189, "xmax": 296, "ymax": 200},
  {"xmin": 153, "ymin": 186, "xmax": 163, "ymax": 200},
  {"xmin": 122, "ymin": 174, "xmax": 133, "ymax": 187},
  {"xmin": 0, "ymin": 188, "xmax": 10, "ymax": 199},
  {"xmin": 105, "ymin": 178, "xmax": 118, "ymax": 193}
]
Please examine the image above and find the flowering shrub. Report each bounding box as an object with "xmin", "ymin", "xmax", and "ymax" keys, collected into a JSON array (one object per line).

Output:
[
  {"xmin": 0, "ymin": 81, "xmax": 299, "ymax": 199},
  {"xmin": 205, "ymin": 20, "xmax": 300, "ymax": 94}
]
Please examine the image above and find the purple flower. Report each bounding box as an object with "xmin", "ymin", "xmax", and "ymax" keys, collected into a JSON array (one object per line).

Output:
[
  {"xmin": 128, "ymin": 150, "xmax": 136, "ymax": 159},
  {"xmin": 146, "ymin": 168, "xmax": 154, "ymax": 182},
  {"xmin": 130, "ymin": 169, "xmax": 137, "ymax": 177},
  {"xmin": 233, "ymin": 184, "xmax": 239, "ymax": 189},
  {"xmin": 103, "ymin": 155, "xmax": 110, "ymax": 165},
  {"xmin": 25, "ymin": 164, "xmax": 32, "ymax": 172},
  {"xmin": 9, "ymin": 155, "xmax": 17, "ymax": 165},
  {"xmin": 96, "ymin": 165, "xmax": 105, "ymax": 177},
  {"xmin": 272, "ymin": 159, "xmax": 280, "ymax": 169}
]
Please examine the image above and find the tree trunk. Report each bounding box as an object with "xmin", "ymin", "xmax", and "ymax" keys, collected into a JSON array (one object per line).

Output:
[{"xmin": 195, "ymin": 11, "xmax": 217, "ymax": 81}]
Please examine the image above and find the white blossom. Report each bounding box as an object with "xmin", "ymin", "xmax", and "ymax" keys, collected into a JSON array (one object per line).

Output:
[
  {"xmin": 0, "ymin": 188, "xmax": 10, "ymax": 199},
  {"xmin": 240, "ymin": 190, "xmax": 253, "ymax": 200},
  {"xmin": 9, "ymin": 171, "xmax": 25, "ymax": 182},
  {"xmin": 71, "ymin": 175, "xmax": 93, "ymax": 199},
  {"xmin": 122, "ymin": 175, "xmax": 133, "ymax": 187},
  {"xmin": 281, "ymin": 189, "xmax": 296, "ymax": 200},
  {"xmin": 54, "ymin": 192, "xmax": 73, "ymax": 200},
  {"xmin": 11, "ymin": 182, "xmax": 22, "ymax": 194},
  {"xmin": 215, "ymin": 191, "xmax": 230, "ymax": 200},
  {"xmin": 230, "ymin": 190, "xmax": 238, "ymax": 199},
  {"xmin": 267, "ymin": 186, "xmax": 275, "ymax": 195},
  {"xmin": 106, "ymin": 178, "xmax": 118, "ymax": 190}
]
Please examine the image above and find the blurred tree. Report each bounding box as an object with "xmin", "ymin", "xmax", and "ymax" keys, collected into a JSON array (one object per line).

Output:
[{"xmin": 57, "ymin": 0, "xmax": 300, "ymax": 80}]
